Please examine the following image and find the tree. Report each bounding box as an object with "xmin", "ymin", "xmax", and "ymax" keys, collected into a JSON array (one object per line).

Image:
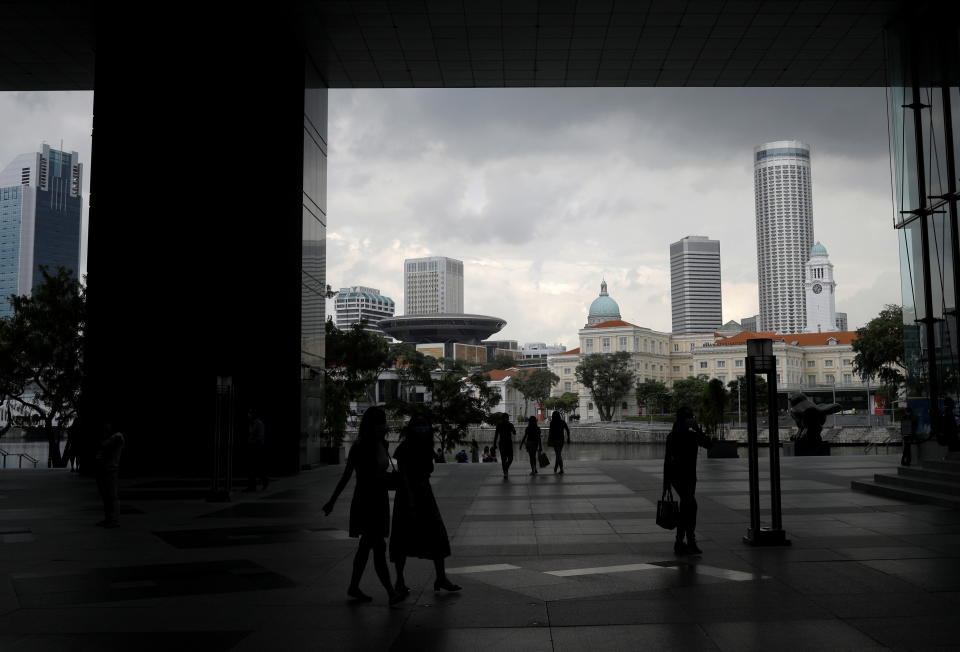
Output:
[
  {"xmin": 0, "ymin": 267, "xmax": 85, "ymax": 466},
  {"xmin": 852, "ymin": 304, "xmax": 905, "ymax": 396},
  {"xmin": 575, "ymin": 352, "xmax": 635, "ymax": 421},
  {"xmin": 545, "ymin": 392, "xmax": 579, "ymax": 418},
  {"xmin": 388, "ymin": 356, "xmax": 500, "ymax": 452},
  {"xmin": 700, "ymin": 378, "xmax": 727, "ymax": 435},
  {"xmin": 514, "ymin": 368, "xmax": 559, "ymax": 418},
  {"xmin": 480, "ymin": 353, "xmax": 520, "ymax": 372},
  {"xmin": 635, "ymin": 379, "xmax": 670, "ymax": 415},
  {"xmin": 322, "ymin": 320, "xmax": 394, "ymax": 446},
  {"xmin": 727, "ymin": 375, "xmax": 770, "ymax": 417},
  {"xmin": 671, "ymin": 376, "xmax": 709, "ymax": 416}
]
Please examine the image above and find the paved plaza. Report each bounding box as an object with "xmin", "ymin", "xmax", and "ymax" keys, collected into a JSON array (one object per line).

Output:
[{"xmin": 1, "ymin": 453, "xmax": 959, "ymax": 650}]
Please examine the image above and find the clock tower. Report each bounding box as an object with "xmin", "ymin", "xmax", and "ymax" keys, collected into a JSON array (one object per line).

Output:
[{"xmin": 804, "ymin": 241, "xmax": 837, "ymax": 332}]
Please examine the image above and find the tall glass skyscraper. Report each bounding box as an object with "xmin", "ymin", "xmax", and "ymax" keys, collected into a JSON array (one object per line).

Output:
[
  {"xmin": 754, "ymin": 140, "xmax": 814, "ymax": 334},
  {"xmin": 670, "ymin": 235, "xmax": 722, "ymax": 334},
  {"xmin": 0, "ymin": 144, "xmax": 82, "ymax": 317}
]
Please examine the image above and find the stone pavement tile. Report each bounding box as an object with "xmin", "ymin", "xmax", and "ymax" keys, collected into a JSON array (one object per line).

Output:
[
  {"xmin": 833, "ymin": 546, "xmax": 942, "ymax": 561},
  {"xmin": 861, "ymin": 558, "xmax": 960, "ymax": 592},
  {"xmin": 403, "ymin": 583, "xmax": 548, "ymax": 630},
  {"xmin": 669, "ymin": 581, "xmax": 833, "ymax": 622},
  {"xmin": 807, "ymin": 591, "xmax": 955, "ymax": 619},
  {"xmin": 848, "ymin": 615, "xmax": 960, "ymax": 651},
  {"xmin": 0, "ymin": 631, "xmax": 250, "ymax": 652},
  {"xmin": 760, "ymin": 560, "xmax": 922, "ymax": 595},
  {"xmin": 389, "ymin": 626, "xmax": 553, "ymax": 652},
  {"xmin": 533, "ymin": 519, "xmax": 615, "ymax": 535},
  {"xmin": 234, "ymin": 626, "xmax": 399, "ymax": 652},
  {"xmin": 702, "ymin": 619, "xmax": 888, "ymax": 652},
  {"xmin": 551, "ymin": 623, "xmax": 720, "ymax": 651},
  {"xmin": 547, "ymin": 594, "xmax": 697, "ymax": 626},
  {"xmin": 537, "ymin": 542, "xmax": 633, "ymax": 556}
]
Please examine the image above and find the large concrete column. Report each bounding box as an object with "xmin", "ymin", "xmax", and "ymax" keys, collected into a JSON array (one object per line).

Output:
[{"xmin": 85, "ymin": 9, "xmax": 325, "ymax": 476}]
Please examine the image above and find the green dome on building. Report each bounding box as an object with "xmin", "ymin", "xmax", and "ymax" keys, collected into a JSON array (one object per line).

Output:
[
  {"xmin": 587, "ymin": 280, "xmax": 622, "ymax": 326},
  {"xmin": 810, "ymin": 241, "xmax": 828, "ymax": 257}
]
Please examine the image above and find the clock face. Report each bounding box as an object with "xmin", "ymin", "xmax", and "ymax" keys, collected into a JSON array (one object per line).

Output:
[{"xmin": 812, "ymin": 283, "xmax": 823, "ymax": 294}]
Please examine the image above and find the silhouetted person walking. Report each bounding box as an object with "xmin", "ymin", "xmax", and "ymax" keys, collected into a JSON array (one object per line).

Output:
[
  {"xmin": 95, "ymin": 422, "xmax": 125, "ymax": 528},
  {"xmin": 470, "ymin": 438, "xmax": 480, "ymax": 463},
  {"xmin": 493, "ymin": 414, "xmax": 515, "ymax": 478},
  {"xmin": 547, "ymin": 411, "xmax": 571, "ymax": 474},
  {"xmin": 244, "ymin": 408, "xmax": 269, "ymax": 491},
  {"xmin": 323, "ymin": 406, "xmax": 403, "ymax": 604},
  {"xmin": 664, "ymin": 406, "xmax": 713, "ymax": 554},
  {"xmin": 390, "ymin": 415, "xmax": 462, "ymax": 596},
  {"xmin": 519, "ymin": 416, "xmax": 542, "ymax": 476}
]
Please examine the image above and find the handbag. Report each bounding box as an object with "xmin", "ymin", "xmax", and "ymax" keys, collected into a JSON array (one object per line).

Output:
[
  {"xmin": 385, "ymin": 455, "xmax": 400, "ymax": 492},
  {"xmin": 537, "ymin": 450, "xmax": 550, "ymax": 468},
  {"xmin": 656, "ymin": 487, "xmax": 679, "ymax": 530}
]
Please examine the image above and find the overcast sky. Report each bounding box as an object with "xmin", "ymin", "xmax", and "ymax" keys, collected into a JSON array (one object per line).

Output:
[
  {"xmin": 327, "ymin": 87, "xmax": 899, "ymax": 347},
  {"xmin": 0, "ymin": 89, "xmax": 898, "ymax": 348}
]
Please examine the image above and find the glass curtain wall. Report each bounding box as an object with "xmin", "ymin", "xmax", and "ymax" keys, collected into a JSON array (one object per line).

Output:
[
  {"xmin": 301, "ymin": 58, "xmax": 328, "ymax": 467},
  {"xmin": 888, "ymin": 19, "xmax": 960, "ymax": 424}
]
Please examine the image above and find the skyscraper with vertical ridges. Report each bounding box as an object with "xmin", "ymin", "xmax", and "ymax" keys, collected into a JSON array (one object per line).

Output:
[
  {"xmin": 404, "ymin": 256, "xmax": 464, "ymax": 315},
  {"xmin": 670, "ymin": 235, "xmax": 722, "ymax": 334},
  {"xmin": 0, "ymin": 144, "xmax": 82, "ymax": 317},
  {"xmin": 754, "ymin": 140, "xmax": 814, "ymax": 334}
]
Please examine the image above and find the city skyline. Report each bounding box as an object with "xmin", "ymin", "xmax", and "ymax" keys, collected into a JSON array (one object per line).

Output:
[{"xmin": 326, "ymin": 87, "xmax": 897, "ymax": 346}]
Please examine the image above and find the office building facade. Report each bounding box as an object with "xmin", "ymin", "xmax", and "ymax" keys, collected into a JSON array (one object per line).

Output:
[
  {"xmin": 333, "ymin": 286, "xmax": 395, "ymax": 335},
  {"xmin": 670, "ymin": 235, "xmax": 722, "ymax": 334},
  {"xmin": 0, "ymin": 145, "xmax": 82, "ymax": 317},
  {"xmin": 754, "ymin": 140, "xmax": 814, "ymax": 334},
  {"xmin": 404, "ymin": 256, "xmax": 464, "ymax": 315}
]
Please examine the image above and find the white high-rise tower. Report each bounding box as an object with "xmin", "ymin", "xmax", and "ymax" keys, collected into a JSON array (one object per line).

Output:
[
  {"xmin": 404, "ymin": 256, "xmax": 464, "ymax": 315},
  {"xmin": 754, "ymin": 140, "xmax": 814, "ymax": 334},
  {"xmin": 804, "ymin": 242, "xmax": 837, "ymax": 333}
]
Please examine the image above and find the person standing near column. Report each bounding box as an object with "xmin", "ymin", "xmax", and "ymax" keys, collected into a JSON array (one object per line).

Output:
[
  {"xmin": 663, "ymin": 406, "xmax": 713, "ymax": 554},
  {"xmin": 492, "ymin": 413, "xmax": 515, "ymax": 479},
  {"xmin": 95, "ymin": 422, "xmax": 125, "ymax": 528}
]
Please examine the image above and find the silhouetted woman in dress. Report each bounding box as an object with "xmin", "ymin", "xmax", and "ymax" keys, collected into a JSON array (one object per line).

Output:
[
  {"xmin": 547, "ymin": 411, "xmax": 571, "ymax": 474},
  {"xmin": 492, "ymin": 413, "xmax": 515, "ymax": 478},
  {"xmin": 391, "ymin": 414, "xmax": 462, "ymax": 595},
  {"xmin": 323, "ymin": 406, "xmax": 403, "ymax": 604},
  {"xmin": 663, "ymin": 406, "xmax": 713, "ymax": 555},
  {"xmin": 519, "ymin": 415, "xmax": 542, "ymax": 475}
]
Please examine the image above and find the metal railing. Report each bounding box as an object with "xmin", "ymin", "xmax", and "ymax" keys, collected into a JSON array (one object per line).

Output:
[
  {"xmin": 0, "ymin": 448, "xmax": 40, "ymax": 468},
  {"xmin": 864, "ymin": 437, "xmax": 899, "ymax": 455}
]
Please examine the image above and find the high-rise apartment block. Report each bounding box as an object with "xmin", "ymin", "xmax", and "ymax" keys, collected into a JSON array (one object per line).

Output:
[
  {"xmin": 334, "ymin": 286, "xmax": 395, "ymax": 335},
  {"xmin": 404, "ymin": 256, "xmax": 463, "ymax": 315},
  {"xmin": 0, "ymin": 145, "xmax": 82, "ymax": 317},
  {"xmin": 754, "ymin": 140, "xmax": 814, "ymax": 334},
  {"xmin": 670, "ymin": 235, "xmax": 722, "ymax": 334}
]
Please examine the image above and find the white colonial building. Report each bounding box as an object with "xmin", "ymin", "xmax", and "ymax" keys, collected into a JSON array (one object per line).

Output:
[{"xmin": 544, "ymin": 280, "xmax": 870, "ymax": 422}]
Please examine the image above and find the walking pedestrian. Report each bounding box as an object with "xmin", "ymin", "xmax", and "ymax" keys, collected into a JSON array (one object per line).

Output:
[
  {"xmin": 244, "ymin": 408, "xmax": 269, "ymax": 491},
  {"xmin": 322, "ymin": 406, "xmax": 404, "ymax": 605},
  {"xmin": 547, "ymin": 411, "xmax": 571, "ymax": 474},
  {"xmin": 390, "ymin": 415, "xmax": 462, "ymax": 597},
  {"xmin": 470, "ymin": 438, "xmax": 480, "ymax": 463},
  {"xmin": 519, "ymin": 416, "xmax": 542, "ymax": 476},
  {"xmin": 492, "ymin": 413, "xmax": 515, "ymax": 479},
  {"xmin": 663, "ymin": 406, "xmax": 713, "ymax": 555},
  {"xmin": 95, "ymin": 422, "xmax": 125, "ymax": 528}
]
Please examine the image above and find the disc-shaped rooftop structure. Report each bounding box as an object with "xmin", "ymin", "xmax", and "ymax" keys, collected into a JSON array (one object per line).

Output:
[{"xmin": 379, "ymin": 313, "xmax": 506, "ymax": 345}]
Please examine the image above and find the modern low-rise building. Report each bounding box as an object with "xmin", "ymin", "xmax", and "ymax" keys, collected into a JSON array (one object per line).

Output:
[{"xmin": 333, "ymin": 285, "xmax": 395, "ymax": 335}]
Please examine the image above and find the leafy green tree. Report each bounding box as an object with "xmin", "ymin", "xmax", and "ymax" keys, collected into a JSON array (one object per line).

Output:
[
  {"xmin": 514, "ymin": 368, "xmax": 559, "ymax": 418},
  {"xmin": 700, "ymin": 378, "xmax": 727, "ymax": 435},
  {"xmin": 635, "ymin": 379, "xmax": 670, "ymax": 415},
  {"xmin": 545, "ymin": 392, "xmax": 579, "ymax": 418},
  {"xmin": 852, "ymin": 304, "xmax": 904, "ymax": 397},
  {"xmin": 480, "ymin": 353, "xmax": 521, "ymax": 372},
  {"xmin": 322, "ymin": 320, "xmax": 394, "ymax": 446},
  {"xmin": 0, "ymin": 267, "xmax": 85, "ymax": 466},
  {"xmin": 575, "ymin": 352, "xmax": 635, "ymax": 421},
  {"xmin": 727, "ymin": 375, "xmax": 770, "ymax": 416},
  {"xmin": 388, "ymin": 356, "xmax": 500, "ymax": 452},
  {"xmin": 671, "ymin": 376, "xmax": 709, "ymax": 416}
]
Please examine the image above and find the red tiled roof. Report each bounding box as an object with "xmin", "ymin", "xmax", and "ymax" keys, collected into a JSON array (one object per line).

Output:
[
  {"xmin": 553, "ymin": 347, "xmax": 580, "ymax": 356},
  {"xmin": 484, "ymin": 368, "xmax": 534, "ymax": 381},
  {"xmin": 587, "ymin": 320, "xmax": 637, "ymax": 329},
  {"xmin": 715, "ymin": 331, "xmax": 857, "ymax": 347}
]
